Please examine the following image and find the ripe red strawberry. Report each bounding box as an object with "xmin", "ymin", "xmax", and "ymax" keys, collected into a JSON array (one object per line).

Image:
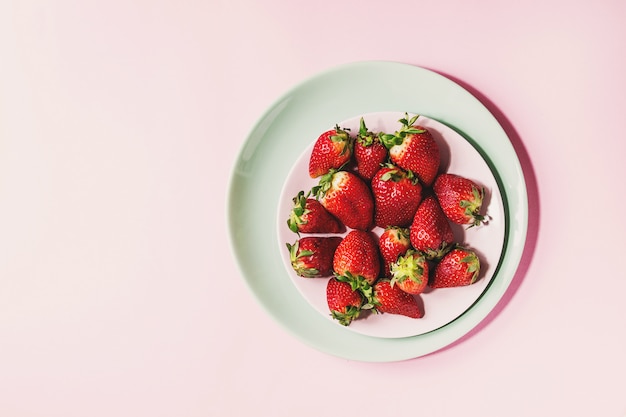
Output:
[
  {"xmin": 287, "ymin": 190, "xmax": 343, "ymax": 234},
  {"xmin": 389, "ymin": 249, "xmax": 428, "ymax": 295},
  {"xmin": 371, "ymin": 164, "xmax": 422, "ymax": 228},
  {"xmin": 431, "ymin": 246, "xmax": 481, "ymax": 288},
  {"xmin": 286, "ymin": 236, "xmax": 342, "ymax": 278},
  {"xmin": 409, "ymin": 196, "xmax": 454, "ymax": 260},
  {"xmin": 378, "ymin": 226, "xmax": 411, "ymax": 278},
  {"xmin": 313, "ymin": 169, "xmax": 374, "ymax": 231},
  {"xmin": 308, "ymin": 126, "xmax": 353, "ymax": 178},
  {"xmin": 380, "ymin": 113, "xmax": 440, "ymax": 186},
  {"xmin": 433, "ymin": 173, "xmax": 486, "ymax": 227},
  {"xmin": 354, "ymin": 117, "xmax": 388, "ymax": 181},
  {"xmin": 371, "ymin": 279, "xmax": 422, "ymax": 318},
  {"xmin": 326, "ymin": 277, "xmax": 363, "ymax": 326},
  {"xmin": 333, "ymin": 230, "xmax": 380, "ymax": 286}
]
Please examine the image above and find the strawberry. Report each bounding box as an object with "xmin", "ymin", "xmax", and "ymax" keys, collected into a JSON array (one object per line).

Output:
[
  {"xmin": 326, "ymin": 277, "xmax": 363, "ymax": 326},
  {"xmin": 409, "ymin": 196, "xmax": 454, "ymax": 260},
  {"xmin": 332, "ymin": 230, "xmax": 380, "ymax": 286},
  {"xmin": 287, "ymin": 190, "xmax": 343, "ymax": 234},
  {"xmin": 380, "ymin": 113, "xmax": 440, "ymax": 186},
  {"xmin": 312, "ymin": 169, "xmax": 374, "ymax": 231},
  {"xmin": 371, "ymin": 279, "xmax": 422, "ymax": 318},
  {"xmin": 286, "ymin": 236, "xmax": 342, "ymax": 278},
  {"xmin": 308, "ymin": 125, "xmax": 353, "ymax": 178},
  {"xmin": 433, "ymin": 173, "xmax": 486, "ymax": 227},
  {"xmin": 389, "ymin": 249, "xmax": 428, "ymax": 295},
  {"xmin": 371, "ymin": 163, "xmax": 422, "ymax": 228},
  {"xmin": 354, "ymin": 117, "xmax": 388, "ymax": 181},
  {"xmin": 430, "ymin": 246, "xmax": 481, "ymax": 288},
  {"xmin": 378, "ymin": 226, "xmax": 411, "ymax": 277}
]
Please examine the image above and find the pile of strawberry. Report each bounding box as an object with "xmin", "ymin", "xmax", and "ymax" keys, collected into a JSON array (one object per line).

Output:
[{"xmin": 285, "ymin": 114, "xmax": 487, "ymax": 327}]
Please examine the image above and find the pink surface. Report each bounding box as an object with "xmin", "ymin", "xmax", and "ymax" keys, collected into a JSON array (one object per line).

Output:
[{"xmin": 1, "ymin": 1, "xmax": 625, "ymax": 416}]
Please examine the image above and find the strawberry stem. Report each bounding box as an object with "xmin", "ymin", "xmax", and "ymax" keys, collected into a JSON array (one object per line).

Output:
[
  {"xmin": 380, "ymin": 113, "xmax": 426, "ymax": 149},
  {"xmin": 287, "ymin": 190, "xmax": 310, "ymax": 233},
  {"xmin": 311, "ymin": 169, "xmax": 336, "ymax": 200},
  {"xmin": 461, "ymin": 186, "xmax": 486, "ymax": 228},
  {"xmin": 335, "ymin": 272, "xmax": 375, "ymax": 307},
  {"xmin": 286, "ymin": 241, "xmax": 319, "ymax": 277},
  {"xmin": 423, "ymin": 241, "xmax": 453, "ymax": 261},
  {"xmin": 460, "ymin": 249, "xmax": 481, "ymax": 284},
  {"xmin": 390, "ymin": 249, "xmax": 425, "ymax": 285},
  {"xmin": 331, "ymin": 305, "xmax": 361, "ymax": 326}
]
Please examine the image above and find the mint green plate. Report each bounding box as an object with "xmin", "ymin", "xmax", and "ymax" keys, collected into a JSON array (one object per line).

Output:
[{"xmin": 227, "ymin": 61, "xmax": 528, "ymax": 362}]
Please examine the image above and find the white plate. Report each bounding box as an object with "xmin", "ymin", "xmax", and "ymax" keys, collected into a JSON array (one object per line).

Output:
[
  {"xmin": 228, "ymin": 61, "xmax": 528, "ymax": 362},
  {"xmin": 277, "ymin": 112, "xmax": 505, "ymax": 338}
]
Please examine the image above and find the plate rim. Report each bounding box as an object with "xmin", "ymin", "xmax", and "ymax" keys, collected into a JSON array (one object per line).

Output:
[{"xmin": 227, "ymin": 60, "xmax": 528, "ymax": 362}]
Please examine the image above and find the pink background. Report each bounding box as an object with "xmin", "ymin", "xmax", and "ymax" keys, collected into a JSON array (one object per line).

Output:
[{"xmin": 1, "ymin": 1, "xmax": 625, "ymax": 416}]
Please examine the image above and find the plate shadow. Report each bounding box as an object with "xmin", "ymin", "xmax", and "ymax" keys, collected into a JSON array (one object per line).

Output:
[{"xmin": 421, "ymin": 68, "xmax": 541, "ymax": 356}]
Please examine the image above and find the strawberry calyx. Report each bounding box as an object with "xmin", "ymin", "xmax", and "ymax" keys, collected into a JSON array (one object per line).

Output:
[
  {"xmin": 330, "ymin": 125, "xmax": 352, "ymax": 156},
  {"xmin": 423, "ymin": 241, "xmax": 453, "ymax": 261},
  {"xmin": 287, "ymin": 190, "xmax": 310, "ymax": 233},
  {"xmin": 330, "ymin": 305, "xmax": 361, "ymax": 326},
  {"xmin": 379, "ymin": 164, "xmax": 419, "ymax": 185},
  {"xmin": 334, "ymin": 271, "xmax": 375, "ymax": 308},
  {"xmin": 311, "ymin": 168, "xmax": 340, "ymax": 200},
  {"xmin": 380, "ymin": 113, "xmax": 427, "ymax": 149},
  {"xmin": 286, "ymin": 240, "xmax": 318, "ymax": 278},
  {"xmin": 459, "ymin": 249, "xmax": 481, "ymax": 284},
  {"xmin": 384, "ymin": 224, "xmax": 410, "ymax": 240},
  {"xmin": 330, "ymin": 124, "xmax": 351, "ymax": 141},
  {"xmin": 380, "ymin": 168, "xmax": 402, "ymax": 182},
  {"xmin": 357, "ymin": 117, "xmax": 376, "ymax": 147},
  {"xmin": 390, "ymin": 249, "xmax": 426, "ymax": 286},
  {"xmin": 368, "ymin": 279, "xmax": 391, "ymax": 314},
  {"xmin": 460, "ymin": 186, "xmax": 486, "ymax": 227}
]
